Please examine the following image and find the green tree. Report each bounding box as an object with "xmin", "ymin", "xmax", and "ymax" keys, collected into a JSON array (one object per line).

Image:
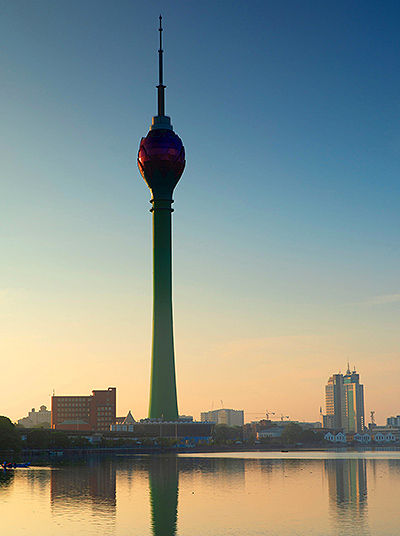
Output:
[
  {"xmin": 158, "ymin": 437, "xmax": 177, "ymax": 448},
  {"xmin": 70, "ymin": 436, "xmax": 90, "ymax": 448},
  {"xmin": 281, "ymin": 423, "xmax": 303, "ymax": 445},
  {"xmin": 141, "ymin": 438, "xmax": 155, "ymax": 447},
  {"xmin": 26, "ymin": 429, "xmax": 51, "ymax": 449},
  {"xmin": 212, "ymin": 425, "xmax": 243, "ymax": 445},
  {"xmin": 26, "ymin": 429, "xmax": 71, "ymax": 449},
  {"xmin": 300, "ymin": 429, "xmax": 319, "ymax": 443},
  {"xmin": 49, "ymin": 431, "xmax": 71, "ymax": 448},
  {"xmin": 0, "ymin": 416, "xmax": 21, "ymax": 451}
]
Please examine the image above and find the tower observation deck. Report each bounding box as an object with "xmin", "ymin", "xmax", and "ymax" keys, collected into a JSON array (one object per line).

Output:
[{"xmin": 137, "ymin": 16, "xmax": 185, "ymax": 421}]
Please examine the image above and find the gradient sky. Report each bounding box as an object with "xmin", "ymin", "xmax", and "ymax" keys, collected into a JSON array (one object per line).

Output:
[{"xmin": 1, "ymin": 1, "xmax": 399, "ymax": 424}]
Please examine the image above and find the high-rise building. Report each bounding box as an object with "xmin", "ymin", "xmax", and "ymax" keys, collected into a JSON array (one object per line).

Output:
[
  {"xmin": 342, "ymin": 367, "xmax": 365, "ymax": 433},
  {"xmin": 137, "ymin": 17, "xmax": 185, "ymax": 421},
  {"xmin": 201, "ymin": 409, "xmax": 244, "ymax": 427},
  {"xmin": 323, "ymin": 366, "xmax": 365, "ymax": 433},
  {"xmin": 51, "ymin": 387, "xmax": 116, "ymax": 432},
  {"xmin": 324, "ymin": 374, "xmax": 344, "ymax": 430}
]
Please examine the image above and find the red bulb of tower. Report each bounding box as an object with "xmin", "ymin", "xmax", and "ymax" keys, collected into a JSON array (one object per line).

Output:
[{"xmin": 138, "ymin": 128, "xmax": 185, "ymax": 199}]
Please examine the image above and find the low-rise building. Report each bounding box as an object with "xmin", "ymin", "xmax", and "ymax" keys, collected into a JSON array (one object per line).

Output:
[
  {"xmin": 387, "ymin": 415, "xmax": 400, "ymax": 427},
  {"xmin": 248, "ymin": 419, "xmax": 322, "ymax": 441},
  {"xmin": 368, "ymin": 424, "xmax": 400, "ymax": 441},
  {"xmin": 373, "ymin": 431, "xmax": 396, "ymax": 443},
  {"xmin": 353, "ymin": 433, "xmax": 371, "ymax": 443},
  {"xmin": 324, "ymin": 431, "xmax": 347, "ymax": 443},
  {"xmin": 201, "ymin": 409, "xmax": 244, "ymax": 427},
  {"xmin": 110, "ymin": 411, "xmax": 135, "ymax": 432},
  {"xmin": 257, "ymin": 426, "xmax": 284, "ymax": 440},
  {"xmin": 18, "ymin": 405, "xmax": 51, "ymax": 428}
]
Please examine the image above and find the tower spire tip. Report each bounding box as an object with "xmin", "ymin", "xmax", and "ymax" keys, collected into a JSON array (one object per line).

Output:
[{"xmin": 157, "ymin": 15, "xmax": 165, "ymax": 116}]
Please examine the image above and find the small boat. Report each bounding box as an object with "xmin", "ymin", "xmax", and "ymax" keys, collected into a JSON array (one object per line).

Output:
[{"xmin": 2, "ymin": 462, "xmax": 31, "ymax": 470}]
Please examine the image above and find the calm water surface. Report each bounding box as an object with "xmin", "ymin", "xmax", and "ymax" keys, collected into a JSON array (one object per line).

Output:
[{"xmin": 1, "ymin": 451, "xmax": 400, "ymax": 535}]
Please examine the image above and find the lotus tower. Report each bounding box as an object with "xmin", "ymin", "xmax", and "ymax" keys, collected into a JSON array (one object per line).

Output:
[{"xmin": 137, "ymin": 16, "xmax": 185, "ymax": 421}]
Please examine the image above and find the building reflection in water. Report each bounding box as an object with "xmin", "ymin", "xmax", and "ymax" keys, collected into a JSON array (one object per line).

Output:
[
  {"xmin": 324, "ymin": 458, "xmax": 369, "ymax": 534},
  {"xmin": 0, "ymin": 470, "xmax": 14, "ymax": 490},
  {"xmin": 50, "ymin": 459, "xmax": 116, "ymax": 516},
  {"xmin": 45, "ymin": 455, "xmax": 373, "ymax": 536},
  {"xmin": 49, "ymin": 455, "xmax": 180, "ymax": 536}
]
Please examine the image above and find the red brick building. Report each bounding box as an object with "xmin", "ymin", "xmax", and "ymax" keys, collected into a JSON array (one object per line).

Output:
[{"xmin": 51, "ymin": 387, "xmax": 116, "ymax": 432}]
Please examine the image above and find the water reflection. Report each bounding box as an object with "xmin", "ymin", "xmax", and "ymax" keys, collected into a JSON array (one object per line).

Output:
[
  {"xmin": 48, "ymin": 456, "xmax": 371, "ymax": 535},
  {"xmin": 50, "ymin": 458, "xmax": 116, "ymax": 531},
  {"xmin": 0, "ymin": 470, "xmax": 14, "ymax": 489},
  {"xmin": 4, "ymin": 454, "xmax": 400, "ymax": 535},
  {"xmin": 324, "ymin": 458, "xmax": 369, "ymax": 534},
  {"xmin": 149, "ymin": 456, "xmax": 178, "ymax": 536}
]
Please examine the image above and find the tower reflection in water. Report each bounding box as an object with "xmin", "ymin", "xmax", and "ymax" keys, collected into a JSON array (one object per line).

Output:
[
  {"xmin": 148, "ymin": 456, "xmax": 245, "ymax": 536},
  {"xmin": 149, "ymin": 456, "xmax": 179, "ymax": 536},
  {"xmin": 324, "ymin": 458, "xmax": 368, "ymax": 532}
]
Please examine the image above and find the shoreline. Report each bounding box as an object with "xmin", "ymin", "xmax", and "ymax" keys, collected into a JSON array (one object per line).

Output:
[{"xmin": 1, "ymin": 444, "xmax": 400, "ymax": 464}]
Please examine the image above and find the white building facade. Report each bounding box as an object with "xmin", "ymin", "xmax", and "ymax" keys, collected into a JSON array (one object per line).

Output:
[
  {"xmin": 201, "ymin": 409, "xmax": 244, "ymax": 427},
  {"xmin": 18, "ymin": 405, "xmax": 51, "ymax": 428}
]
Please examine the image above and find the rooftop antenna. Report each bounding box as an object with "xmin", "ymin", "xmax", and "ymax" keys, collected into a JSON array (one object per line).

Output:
[
  {"xmin": 370, "ymin": 410, "xmax": 375, "ymax": 426},
  {"xmin": 157, "ymin": 14, "xmax": 165, "ymax": 116}
]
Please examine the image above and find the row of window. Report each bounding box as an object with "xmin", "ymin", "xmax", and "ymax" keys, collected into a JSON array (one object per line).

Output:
[
  {"xmin": 57, "ymin": 412, "xmax": 90, "ymax": 417},
  {"xmin": 54, "ymin": 402, "xmax": 89, "ymax": 407},
  {"xmin": 97, "ymin": 407, "xmax": 113, "ymax": 413}
]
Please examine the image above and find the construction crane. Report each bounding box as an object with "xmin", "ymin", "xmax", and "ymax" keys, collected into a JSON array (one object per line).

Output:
[{"xmin": 266, "ymin": 410, "xmax": 275, "ymax": 420}]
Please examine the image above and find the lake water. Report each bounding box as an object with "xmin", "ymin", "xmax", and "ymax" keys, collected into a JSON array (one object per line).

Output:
[{"xmin": 1, "ymin": 451, "xmax": 400, "ymax": 535}]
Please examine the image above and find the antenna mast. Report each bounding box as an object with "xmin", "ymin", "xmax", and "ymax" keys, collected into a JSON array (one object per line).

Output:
[
  {"xmin": 157, "ymin": 15, "xmax": 166, "ymax": 116},
  {"xmin": 370, "ymin": 410, "xmax": 375, "ymax": 426}
]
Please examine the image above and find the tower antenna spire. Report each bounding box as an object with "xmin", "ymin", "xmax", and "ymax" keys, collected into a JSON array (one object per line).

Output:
[{"xmin": 157, "ymin": 14, "xmax": 165, "ymax": 116}]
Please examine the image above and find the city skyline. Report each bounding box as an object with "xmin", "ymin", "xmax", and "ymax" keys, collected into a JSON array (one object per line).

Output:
[
  {"xmin": 1, "ymin": 1, "xmax": 399, "ymax": 423},
  {"xmin": 10, "ymin": 361, "xmax": 397, "ymax": 428}
]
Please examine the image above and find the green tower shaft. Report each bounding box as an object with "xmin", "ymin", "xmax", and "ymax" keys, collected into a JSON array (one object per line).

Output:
[{"xmin": 149, "ymin": 199, "xmax": 178, "ymax": 420}]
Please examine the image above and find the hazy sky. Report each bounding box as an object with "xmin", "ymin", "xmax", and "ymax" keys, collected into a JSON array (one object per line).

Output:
[{"xmin": 1, "ymin": 1, "xmax": 399, "ymax": 424}]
